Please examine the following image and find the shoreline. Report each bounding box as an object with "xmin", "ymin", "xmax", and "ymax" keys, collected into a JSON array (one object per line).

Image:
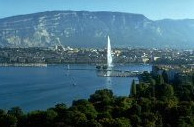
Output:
[
  {"xmin": 0, "ymin": 63, "xmax": 48, "ymax": 67},
  {"xmin": 0, "ymin": 63, "xmax": 151, "ymax": 67}
]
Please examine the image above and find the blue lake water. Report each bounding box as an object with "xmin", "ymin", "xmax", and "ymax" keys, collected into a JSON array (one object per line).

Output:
[{"xmin": 0, "ymin": 64, "xmax": 151, "ymax": 111}]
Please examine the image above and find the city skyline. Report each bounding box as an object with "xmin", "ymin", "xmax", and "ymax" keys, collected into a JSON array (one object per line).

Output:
[{"xmin": 1, "ymin": 0, "xmax": 194, "ymax": 20}]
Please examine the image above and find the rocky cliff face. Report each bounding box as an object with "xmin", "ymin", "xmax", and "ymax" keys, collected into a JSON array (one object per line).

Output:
[{"xmin": 0, "ymin": 11, "xmax": 194, "ymax": 48}]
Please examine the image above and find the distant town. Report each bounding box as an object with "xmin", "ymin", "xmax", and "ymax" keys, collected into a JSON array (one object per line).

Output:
[{"xmin": 0, "ymin": 46, "xmax": 193, "ymax": 65}]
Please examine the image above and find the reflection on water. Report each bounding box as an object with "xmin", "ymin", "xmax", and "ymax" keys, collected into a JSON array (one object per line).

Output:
[
  {"xmin": 66, "ymin": 64, "xmax": 70, "ymax": 76},
  {"xmin": 106, "ymin": 70, "xmax": 112, "ymax": 89}
]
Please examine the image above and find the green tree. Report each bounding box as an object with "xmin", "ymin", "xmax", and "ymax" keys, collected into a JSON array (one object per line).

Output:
[
  {"xmin": 72, "ymin": 99, "xmax": 98, "ymax": 119},
  {"xmin": 149, "ymin": 78, "xmax": 156, "ymax": 86},
  {"xmin": 162, "ymin": 70, "xmax": 169, "ymax": 83},
  {"xmin": 89, "ymin": 89, "xmax": 114, "ymax": 112},
  {"xmin": 45, "ymin": 109, "xmax": 58, "ymax": 123},
  {"xmin": 0, "ymin": 109, "xmax": 6, "ymax": 116},
  {"xmin": 156, "ymin": 75, "xmax": 164, "ymax": 85},
  {"xmin": 65, "ymin": 110, "xmax": 87, "ymax": 126},
  {"xmin": 113, "ymin": 97, "xmax": 133, "ymax": 117},
  {"xmin": 99, "ymin": 118, "xmax": 117, "ymax": 127},
  {"xmin": 136, "ymin": 83, "xmax": 149, "ymax": 97},
  {"xmin": 25, "ymin": 110, "xmax": 57, "ymax": 127},
  {"xmin": 164, "ymin": 84, "xmax": 174, "ymax": 97},
  {"xmin": 192, "ymin": 73, "xmax": 194, "ymax": 85},
  {"xmin": 149, "ymin": 79, "xmax": 156, "ymax": 97},
  {"xmin": 52, "ymin": 103, "xmax": 67, "ymax": 113},
  {"xmin": 131, "ymin": 80, "xmax": 137, "ymax": 97},
  {"xmin": 8, "ymin": 106, "xmax": 23, "ymax": 119},
  {"xmin": 115, "ymin": 117, "xmax": 131, "ymax": 127},
  {"xmin": 97, "ymin": 111, "xmax": 112, "ymax": 119},
  {"xmin": 139, "ymin": 98, "xmax": 152, "ymax": 113},
  {"xmin": 155, "ymin": 84, "xmax": 174, "ymax": 100},
  {"xmin": 51, "ymin": 103, "xmax": 67, "ymax": 119},
  {"xmin": 178, "ymin": 116, "xmax": 194, "ymax": 127},
  {"xmin": 128, "ymin": 104, "xmax": 142, "ymax": 116},
  {"xmin": 0, "ymin": 114, "xmax": 17, "ymax": 127},
  {"xmin": 142, "ymin": 112, "xmax": 158, "ymax": 127},
  {"xmin": 130, "ymin": 114, "xmax": 141, "ymax": 127},
  {"xmin": 87, "ymin": 119, "xmax": 102, "ymax": 127}
]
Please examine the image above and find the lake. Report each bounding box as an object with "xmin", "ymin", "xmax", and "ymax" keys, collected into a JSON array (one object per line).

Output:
[{"xmin": 0, "ymin": 64, "xmax": 152, "ymax": 111}]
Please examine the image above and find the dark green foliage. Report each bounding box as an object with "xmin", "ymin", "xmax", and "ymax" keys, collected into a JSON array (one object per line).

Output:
[
  {"xmin": 140, "ymin": 71, "xmax": 153, "ymax": 83},
  {"xmin": 99, "ymin": 118, "xmax": 117, "ymax": 127},
  {"xmin": 149, "ymin": 78, "xmax": 156, "ymax": 86},
  {"xmin": 130, "ymin": 114, "xmax": 142, "ymax": 127},
  {"xmin": 8, "ymin": 106, "xmax": 23, "ymax": 119},
  {"xmin": 192, "ymin": 73, "xmax": 194, "ymax": 85},
  {"xmin": 114, "ymin": 117, "xmax": 131, "ymax": 127},
  {"xmin": 52, "ymin": 103, "xmax": 67, "ymax": 113},
  {"xmin": 65, "ymin": 110, "xmax": 87, "ymax": 126},
  {"xmin": 71, "ymin": 99, "xmax": 98, "ymax": 119},
  {"xmin": 159, "ymin": 75, "xmax": 165, "ymax": 85},
  {"xmin": 174, "ymin": 84, "xmax": 194, "ymax": 101},
  {"xmin": 112, "ymin": 97, "xmax": 133, "ymax": 118},
  {"xmin": 99, "ymin": 117, "xmax": 131, "ymax": 127},
  {"xmin": 155, "ymin": 84, "xmax": 174, "ymax": 100},
  {"xmin": 136, "ymin": 83, "xmax": 150, "ymax": 97},
  {"xmin": 162, "ymin": 70, "xmax": 169, "ymax": 83},
  {"xmin": 89, "ymin": 89, "xmax": 114, "ymax": 112},
  {"xmin": 141, "ymin": 112, "xmax": 158, "ymax": 127},
  {"xmin": 178, "ymin": 116, "xmax": 194, "ymax": 127},
  {"xmin": 0, "ymin": 114, "xmax": 17, "ymax": 127},
  {"xmin": 131, "ymin": 79, "xmax": 137, "ymax": 97},
  {"xmin": 0, "ymin": 109, "xmax": 6, "ymax": 116},
  {"xmin": 86, "ymin": 119, "xmax": 103, "ymax": 127},
  {"xmin": 89, "ymin": 89, "xmax": 114, "ymax": 104},
  {"xmin": 23, "ymin": 110, "xmax": 57, "ymax": 127}
]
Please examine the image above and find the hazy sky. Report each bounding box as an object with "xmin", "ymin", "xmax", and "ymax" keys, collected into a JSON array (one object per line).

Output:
[{"xmin": 1, "ymin": 0, "xmax": 194, "ymax": 20}]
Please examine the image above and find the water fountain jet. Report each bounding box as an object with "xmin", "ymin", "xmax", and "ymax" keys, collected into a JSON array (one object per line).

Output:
[{"xmin": 107, "ymin": 36, "xmax": 113, "ymax": 68}]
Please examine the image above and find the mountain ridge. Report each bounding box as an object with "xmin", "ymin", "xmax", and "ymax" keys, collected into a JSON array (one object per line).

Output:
[{"xmin": 0, "ymin": 10, "xmax": 194, "ymax": 48}]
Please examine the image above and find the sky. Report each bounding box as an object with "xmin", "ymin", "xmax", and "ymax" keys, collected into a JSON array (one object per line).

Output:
[{"xmin": 1, "ymin": 0, "xmax": 194, "ymax": 20}]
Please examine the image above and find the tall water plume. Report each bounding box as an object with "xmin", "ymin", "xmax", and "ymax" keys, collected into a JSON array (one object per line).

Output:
[{"xmin": 107, "ymin": 36, "xmax": 113, "ymax": 68}]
